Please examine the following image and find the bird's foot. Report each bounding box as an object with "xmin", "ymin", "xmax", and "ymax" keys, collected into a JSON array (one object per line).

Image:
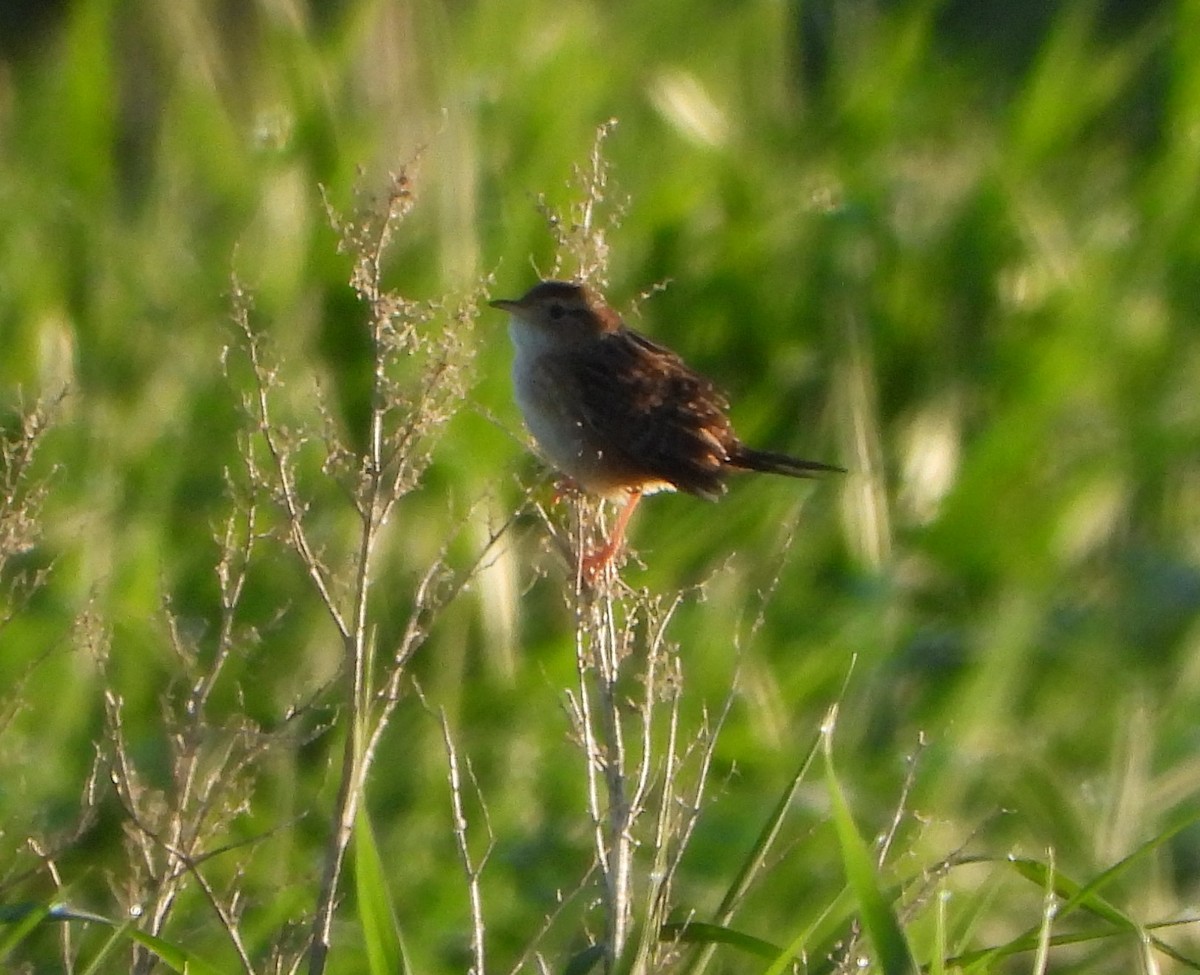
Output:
[
  {"xmin": 579, "ymin": 537, "xmax": 621, "ymax": 585},
  {"xmin": 576, "ymin": 488, "xmax": 641, "ymax": 587}
]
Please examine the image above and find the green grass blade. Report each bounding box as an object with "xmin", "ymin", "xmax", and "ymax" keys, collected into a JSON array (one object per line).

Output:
[
  {"xmin": 955, "ymin": 924, "xmax": 1200, "ymax": 971},
  {"xmin": 0, "ymin": 901, "xmax": 224, "ymax": 975},
  {"xmin": 954, "ymin": 840, "xmax": 1200, "ymax": 972},
  {"xmin": 711, "ymin": 725, "xmax": 824, "ymax": 924},
  {"xmin": 119, "ymin": 927, "xmax": 227, "ymax": 975},
  {"xmin": 0, "ymin": 901, "xmax": 50, "ymax": 959},
  {"xmin": 822, "ymin": 707, "xmax": 918, "ymax": 975},
  {"xmin": 1029, "ymin": 811, "xmax": 1200, "ymax": 928},
  {"xmin": 564, "ymin": 943, "xmax": 605, "ymax": 975},
  {"xmin": 1008, "ymin": 858, "xmax": 1134, "ymax": 930},
  {"xmin": 78, "ymin": 916, "xmax": 139, "ymax": 975},
  {"xmin": 679, "ymin": 725, "xmax": 825, "ymax": 975},
  {"xmin": 761, "ymin": 886, "xmax": 854, "ymax": 975},
  {"xmin": 929, "ymin": 878, "xmax": 948, "ymax": 975},
  {"xmin": 355, "ymin": 803, "xmax": 408, "ymax": 975},
  {"xmin": 661, "ymin": 920, "xmax": 781, "ymax": 960}
]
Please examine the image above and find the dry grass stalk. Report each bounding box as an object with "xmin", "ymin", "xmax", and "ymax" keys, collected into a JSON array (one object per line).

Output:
[
  {"xmin": 101, "ymin": 500, "xmax": 309, "ymax": 975},
  {"xmin": 228, "ymin": 165, "xmax": 486, "ymax": 975},
  {"xmin": 0, "ymin": 395, "xmax": 59, "ymax": 632},
  {"xmin": 525, "ymin": 124, "xmax": 728, "ymax": 974}
]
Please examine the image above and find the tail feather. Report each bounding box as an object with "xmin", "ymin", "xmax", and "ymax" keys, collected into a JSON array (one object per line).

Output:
[{"xmin": 729, "ymin": 445, "xmax": 845, "ymax": 479}]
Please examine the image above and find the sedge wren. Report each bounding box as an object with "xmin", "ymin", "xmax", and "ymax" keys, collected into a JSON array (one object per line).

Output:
[{"xmin": 491, "ymin": 280, "xmax": 842, "ymax": 577}]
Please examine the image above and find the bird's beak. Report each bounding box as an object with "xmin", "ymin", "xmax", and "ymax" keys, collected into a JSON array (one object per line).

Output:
[{"xmin": 488, "ymin": 298, "xmax": 521, "ymax": 312}]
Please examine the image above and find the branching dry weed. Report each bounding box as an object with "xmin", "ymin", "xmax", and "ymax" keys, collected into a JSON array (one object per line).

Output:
[
  {"xmin": 227, "ymin": 164, "xmax": 489, "ymax": 975},
  {"xmin": 39, "ymin": 161, "xmax": 494, "ymax": 975},
  {"xmin": 0, "ymin": 395, "xmax": 59, "ymax": 633},
  {"xmin": 535, "ymin": 119, "xmax": 628, "ymax": 291},
  {"xmin": 2, "ymin": 134, "xmax": 754, "ymax": 975},
  {"xmin": 100, "ymin": 501, "xmax": 313, "ymax": 975},
  {"xmin": 518, "ymin": 124, "xmax": 729, "ymax": 975}
]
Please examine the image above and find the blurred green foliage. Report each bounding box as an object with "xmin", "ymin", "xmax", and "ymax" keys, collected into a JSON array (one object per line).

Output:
[{"xmin": 1, "ymin": 0, "xmax": 1198, "ymax": 972}]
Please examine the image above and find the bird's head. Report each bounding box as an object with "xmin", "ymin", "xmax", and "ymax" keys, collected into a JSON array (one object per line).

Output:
[{"xmin": 490, "ymin": 280, "xmax": 621, "ymax": 342}]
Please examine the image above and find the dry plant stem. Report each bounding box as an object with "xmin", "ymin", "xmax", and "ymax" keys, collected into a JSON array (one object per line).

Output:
[
  {"xmin": 568, "ymin": 522, "xmax": 711, "ymax": 973},
  {"xmin": 197, "ymin": 503, "xmax": 259, "ymax": 705},
  {"xmin": 178, "ymin": 849, "xmax": 255, "ymax": 975},
  {"xmin": 635, "ymin": 609, "xmax": 730, "ymax": 975},
  {"xmin": 543, "ymin": 127, "xmax": 647, "ymax": 961},
  {"xmin": 537, "ymin": 119, "xmax": 625, "ymax": 288},
  {"xmin": 546, "ymin": 121, "xmax": 731, "ymax": 971},
  {"xmin": 229, "ymin": 282, "xmax": 358, "ymax": 975},
  {"xmin": 231, "ymin": 174, "xmax": 478, "ymax": 975},
  {"xmin": 306, "ymin": 312, "xmax": 395, "ymax": 974},
  {"xmin": 107, "ymin": 500, "xmax": 268, "ymax": 975},
  {"xmin": 878, "ymin": 736, "xmax": 923, "ymax": 867},
  {"xmin": 439, "ymin": 710, "xmax": 494, "ymax": 975},
  {"xmin": 26, "ymin": 839, "xmax": 72, "ymax": 972},
  {"xmin": 0, "ymin": 395, "xmax": 58, "ymax": 631},
  {"xmin": 651, "ymin": 681, "xmax": 729, "ymax": 910},
  {"xmin": 242, "ymin": 348, "xmax": 351, "ymax": 644},
  {"xmin": 230, "ymin": 278, "xmax": 388, "ymax": 975},
  {"xmin": 575, "ymin": 584, "xmax": 634, "ymax": 961},
  {"xmin": 308, "ymin": 469, "xmax": 383, "ymax": 975}
]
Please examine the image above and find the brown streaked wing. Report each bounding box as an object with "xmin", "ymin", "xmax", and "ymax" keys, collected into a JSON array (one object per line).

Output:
[{"xmin": 568, "ymin": 327, "xmax": 738, "ymax": 500}]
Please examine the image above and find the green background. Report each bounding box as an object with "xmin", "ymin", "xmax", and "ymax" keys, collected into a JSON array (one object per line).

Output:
[{"xmin": 1, "ymin": 0, "xmax": 1198, "ymax": 971}]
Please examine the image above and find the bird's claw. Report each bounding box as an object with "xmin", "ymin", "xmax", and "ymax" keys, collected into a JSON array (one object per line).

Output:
[{"xmin": 579, "ymin": 541, "xmax": 619, "ymax": 585}]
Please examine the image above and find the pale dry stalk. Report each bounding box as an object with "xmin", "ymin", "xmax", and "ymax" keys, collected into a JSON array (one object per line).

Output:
[
  {"xmin": 538, "ymin": 121, "xmax": 728, "ymax": 973},
  {"xmin": 564, "ymin": 557, "xmax": 727, "ymax": 975},
  {"xmin": 103, "ymin": 498, "xmax": 287, "ymax": 975},
  {"xmin": 439, "ymin": 709, "xmax": 495, "ymax": 975},
  {"xmin": 228, "ymin": 166, "xmax": 481, "ymax": 975}
]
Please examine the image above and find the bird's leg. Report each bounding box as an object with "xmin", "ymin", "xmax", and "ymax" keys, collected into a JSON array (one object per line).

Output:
[{"xmin": 581, "ymin": 489, "xmax": 642, "ymax": 582}]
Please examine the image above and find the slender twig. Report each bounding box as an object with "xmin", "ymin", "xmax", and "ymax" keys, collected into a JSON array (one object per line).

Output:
[
  {"xmin": 306, "ymin": 321, "xmax": 386, "ymax": 975},
  {"xmin": 574, "ymin": 577, "xmax": 635, "ymax": 962},
  {"xmin": 180, "ymin": 855, "xmax": 256, "ymax": 975},
  {"xmin": 439, "ymin": 710, "xmax": 494, "ymax": 975},
  {"xmin": 503, "ymin": 862, "xmax": 600, "ymax": 975},
  {"xmin": 187, "ymin": 497, "xmax": 261, "ymax": 712},
  {"xmin": 878, "ymin": 734, "xmax": 925, "ymax": 867},
  {"xmin": 235, "ymin": 309, "xmax": 351, "ymax": 644},
  {"xmin": 299, "ymin": 170, "xmax": 480, "ymax": 975}
]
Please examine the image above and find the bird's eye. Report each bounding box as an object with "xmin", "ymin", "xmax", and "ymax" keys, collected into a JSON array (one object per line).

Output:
[{"xmin": 548, "ymin": 303, "xmax": 565, "ymax": 320}]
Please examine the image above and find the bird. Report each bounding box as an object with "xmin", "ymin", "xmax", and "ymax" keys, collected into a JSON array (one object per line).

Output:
[{"xmin": 490, "ymin": 280, "xmax": 843, "ymax": 579}]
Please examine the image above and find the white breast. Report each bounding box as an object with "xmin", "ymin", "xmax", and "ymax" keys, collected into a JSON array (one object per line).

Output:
[
  {"xmin": 507, "ymin": 315, "xmax": 674, "ymax": 499},
  {"xmin": 508, "ymin": 317, "xmax": 595, "ymax": 483}
]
